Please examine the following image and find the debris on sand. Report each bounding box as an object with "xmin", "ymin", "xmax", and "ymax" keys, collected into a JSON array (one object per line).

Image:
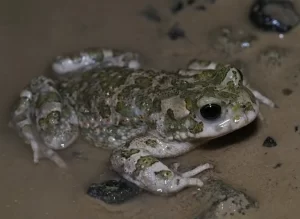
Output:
[
  {"xmin": 168, "ymin": 23, "xmax": 186, "ymax": 40},
  {"xmin": 263, "ymin": 136, "xmax": 277, "ymax": 147},
  {"xmin": 282, "ymin": 88, "xmax": 293, "ymax": 96},
  {"xmin": 273, "ymin": 163, "xmax": 282, "ymax": 169}
]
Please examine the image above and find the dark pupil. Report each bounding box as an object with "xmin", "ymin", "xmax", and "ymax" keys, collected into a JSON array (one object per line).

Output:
[{"xmin": 200, "ymin": 104, "xmax": 221, "ymax": 120}]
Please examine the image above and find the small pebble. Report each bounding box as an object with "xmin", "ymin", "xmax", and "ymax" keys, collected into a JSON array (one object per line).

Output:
[
  {"xmin": 273, "ymin": 163, "xmax": 282, "ymax": 169},
  {"xmin": 295, "ymin": 126, "xmax": 298, "ymax": 132},
  {"xmin": 87, "ymin": 179, "xmax": 141, "ymax": 204},
  {"xmin": 168, "ymin": 24, "xmax": 186, "ymax": 40},
  {"xmin": 263, "ymin": 136, "xmax": 277, "ymax": 147},
  {"xmin": 249, "ymin": 0, "xmax": 300, "ymax": 33},
  {"xmin": 282, "ymin": 88, "xmax": 293, "ymax": 96}
]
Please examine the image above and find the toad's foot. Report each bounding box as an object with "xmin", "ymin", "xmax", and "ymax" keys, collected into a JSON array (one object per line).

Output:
[
  {"xmin": 186, "ymin": 59, "xmax": 277, "ymax": 109},
  {"xmin": 52, "ymin": 48, "xmax": 141, "ymax": 76},
  {"xmin": 246, "ymin": 86, "xmax": 276, "ymax": 108},
  {"xmin": 10, "ymin": 76, "xmax": 80, "ymax": 168},
  {"xmin": 10, "ymin": 90, "xmax": 67, "ymax": 168},
  {"xmin": 170, "ymin": 162, "xmax": 214, "ymax": 177},
  {"xmin": 110, "ymin": 147, "xmax": 213, "ymax": 195}
]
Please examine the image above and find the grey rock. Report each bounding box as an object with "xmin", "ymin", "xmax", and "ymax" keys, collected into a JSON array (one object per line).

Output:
[{"xmin": 193, "ymin": 177, "xmax": 258, "ymax": 219}]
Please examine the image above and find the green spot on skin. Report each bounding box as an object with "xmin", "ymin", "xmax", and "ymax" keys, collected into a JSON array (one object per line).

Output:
[
  {"xmin": 212, "ymin": 67, "xmax": 231, "ymax": 85},
  {"xmin": 155, "ymin": 170, "xmax": 173, "ymax": 180},
  {"xmin": 38, "ymin": 118, "xmax": 47, "ymax": 131},
  {"xmin": 185, "ymin": 97, "xmax": 193, "ymax": 111},
  {"xmin": 36, "ymin": 92, "xmax": 60, "ymax": 108},
  {"xmin": 195, "ymin": 70, "xmax": 216, "ymax": 81},
  {"xmin": 136, "ymin": 155, "xmax": 159, "ymax": 170},
  {"xmin": 145, "ymin": 139, "xmax": 158, "ymax": 147},
  {"xmin": 135, "ymin": 76, "xmax": 152, "ymax": 88},
  {"xmin": 232, "ymin": 104, "xmax": 240, "ymax": 112},
  {"xmin": 218, "ymin": 91, "xmax": 238, "ymax": 99},
  {"xmin": 243, "ymin": 102, "xmax": 255, "ymax": 112},
  {"xmin": 202, "ymin": 87, "xmax": 216, "ymax": 97},
  {"xmin": 135, "ymin": 95, "xmax": 152, "ymax": 115},
  {"xmin": 233, "ymin": 114, "xmax": 241, "ymax": 121},
  {"xmin": 116, "ymin": 101, "xmax": 133, "ymax": 117},
  {"xmin": 121, "ymin": 149, "xmax": 140, "ymax": 159},
  {"xmin": 82, "ymin": 71, "xmax": 93, "ymax": 79},
  {"xmin": 47, "ymin": 111, "xmax": 61, "ymax": 125},
  {"xmin": 226, "ymin": 81, "xmax": 236, "ymax": 91},
  {"xmin": 194, "ymin": 67, "xmax": 230, "ymax": 85},
  {"xmin": 189, "ymin": 122, "xmax": 204, "ymax": 134}
]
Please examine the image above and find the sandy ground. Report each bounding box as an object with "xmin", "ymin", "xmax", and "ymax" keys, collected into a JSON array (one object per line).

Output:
[{"xmin": 2, "ymin": 0, "xmax": 300, "ymax": 218}]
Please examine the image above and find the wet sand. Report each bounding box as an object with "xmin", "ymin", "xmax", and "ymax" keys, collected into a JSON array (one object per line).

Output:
[{"xmin": 2, "ymin": 0, "xmax": 300, "ymax": 218}]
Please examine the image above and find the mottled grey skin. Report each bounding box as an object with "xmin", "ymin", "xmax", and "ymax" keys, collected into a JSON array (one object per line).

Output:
[{"xmin": 10, "ymin": 48, "xmax": 275, "ymax": 195}]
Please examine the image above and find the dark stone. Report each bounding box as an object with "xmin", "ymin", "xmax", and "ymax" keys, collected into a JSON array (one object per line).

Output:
[
  {"xmin": 263, "ymin": 136, "xmax": 277, "ymax": 147},
  {"xmin": 249, "ymin": 0, "xmax": 300, "ymax": 33},
  {"xmin": 140, "ymin": 5, "xmax": 161, "ymax": 23},
  {"xmin": 87, "ymin": 179, "xmax": 141, "ymax": 204},
  {"xmin": 168, "ymin": 24, "xmax": 186, "ymax": 40},
  {"xmin": 295, "ymin": 126, "xmax": 298, "ymax": 132},
  {"xmin": 282, "ymin": 88, "xmax": 293, "ymax": 96}
]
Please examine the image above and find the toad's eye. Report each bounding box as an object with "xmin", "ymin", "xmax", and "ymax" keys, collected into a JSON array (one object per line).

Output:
[{"xmin": 200, "ymin": 104, "xmax": 221, "ymax": 120}]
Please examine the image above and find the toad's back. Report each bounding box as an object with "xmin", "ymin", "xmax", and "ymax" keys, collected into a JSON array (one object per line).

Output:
[{"xmin": 57, "ymin": 67, "xmax": 188, "ymax": 148}]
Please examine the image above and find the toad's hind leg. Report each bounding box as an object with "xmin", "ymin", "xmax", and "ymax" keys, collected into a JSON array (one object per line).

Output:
[
  {"xmin": 10, "ymin": 76, "xmax": 79, "ymax": 168},
  {"xmin": 52, "ymin": 48, "xmax": 141, "ymax": 77},
  {"xmin": 110, "ymin": 135, "xmax": 213, "ymax": 195}
]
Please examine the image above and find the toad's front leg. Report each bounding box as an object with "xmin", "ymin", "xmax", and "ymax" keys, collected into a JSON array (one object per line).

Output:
[
  {"xmin": 110, "ymin": 136, "xmax": 213, "ymax": 195},
  {"xmin": 10, "ymin": 76, "xmax": 79, "ymax": 168}
]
